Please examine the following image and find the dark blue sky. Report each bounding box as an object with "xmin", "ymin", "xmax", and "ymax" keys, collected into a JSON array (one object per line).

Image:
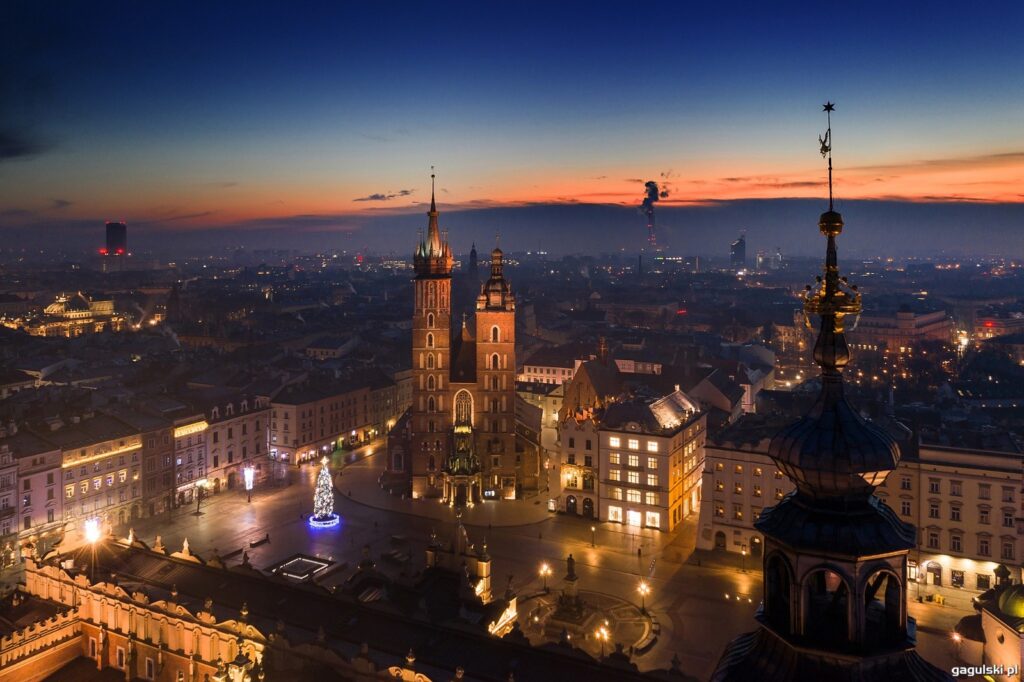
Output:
[{"xmin": 1, "ymin": 1, "xmax": 1022, "ymax": 255}]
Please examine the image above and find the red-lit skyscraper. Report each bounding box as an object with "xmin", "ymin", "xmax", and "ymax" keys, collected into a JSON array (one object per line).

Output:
[{"xmin": 104, "ymin": 221, "xmax": 127, "ymax": 256}]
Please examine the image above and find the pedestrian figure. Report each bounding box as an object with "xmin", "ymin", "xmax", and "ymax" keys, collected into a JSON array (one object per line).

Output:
[{"xmin": 637, "ymin": 547, "xmax": 642, "ymax": 558}]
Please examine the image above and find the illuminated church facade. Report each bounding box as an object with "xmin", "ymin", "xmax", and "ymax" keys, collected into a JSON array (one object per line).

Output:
[{"xmin": 387, "ymin": 178, "xmax": 539, "ymax": 504}]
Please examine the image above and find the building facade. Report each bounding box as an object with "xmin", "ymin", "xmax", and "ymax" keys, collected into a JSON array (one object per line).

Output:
[
  {"xmin": 172, "ymin": 414, "xmax": 208, "ymax": 506},
  {"xmin": 598, "ymin": 391, "xmax": 706, "ymax": 533},
  {"xmin": 45, "ymin": 415, "xmax": 142, "ymax": 537},
  {"xmin": 847, "ymin": 307, "xmax": 955, "ymax": 351},
  {"xmin": 876, "ymin": 443, "xmax": 1023, "ymax": 609},
  {"xmin": 203, "ymin": 395, "xmax": 269, "ymax": 494}
]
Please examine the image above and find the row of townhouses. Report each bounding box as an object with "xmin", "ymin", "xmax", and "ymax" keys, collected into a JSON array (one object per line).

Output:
[{"xmin": 697, "ymin": 413, "xmax": 1024, "ymax": 609}]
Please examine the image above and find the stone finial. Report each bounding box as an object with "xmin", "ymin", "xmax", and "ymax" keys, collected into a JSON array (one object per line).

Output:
[
  {"xmin": 240, "ymin": 602, "xmax": 249, "ymax": 621},
  {"xmin": 181, "ymin": 538, "xmax": 191, "ymax": 556},
  {"xmin": 153, "ymin": 535, "xmax": 165, "ymax": 553},
  {"xmin": 127, "ymin": 528, "xmax": 135, "ymax": 545},
  {"xmin": 406, "ymin": 649, "xmax": 416, "ymax": 667},
  {"xmin": 454, "ymin": 667, "xmax": 465, "ymax": 680},
  {"xmin": 170, "ymin": 584, "xmax": 178, "ymax": 601},
  {"xmin": 204, "ymin": 596, "xmax": 213, "ymax": 612}
]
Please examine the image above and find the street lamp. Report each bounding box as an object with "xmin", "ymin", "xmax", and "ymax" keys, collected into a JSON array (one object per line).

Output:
[
  {"xmin": 741, "ymin": 543, "xmax": 748, "ymax": 573},
  {"xmin": 595, "ymin": 625, "xmax": 609, "ymax": 658},
  {"xmin": 539, "ymin": 562, "xmax": 552, "ymax": 593},
  {"xmin": 84, "ymin": 517, "xmax": 100, "ymax": 582},
  {"xmin": 638, "ymin": 579, "xmax": 650, "ymax": 615},
  {"xmin": 243, "ymin": 466, "xmax": 255, "ymax": 503},
  {"xmin": 194, "ymin": 479, "xmax": 207, "ymax": 516},
  {"xmin": 590, "ymin": 525, "xmax": 596, "ymax": 547}
]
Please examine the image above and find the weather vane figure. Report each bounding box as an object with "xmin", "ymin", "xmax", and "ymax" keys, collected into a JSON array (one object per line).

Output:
[{"xmin": 819, "ymin": 101, "xmax": 835, "ymax": 209}]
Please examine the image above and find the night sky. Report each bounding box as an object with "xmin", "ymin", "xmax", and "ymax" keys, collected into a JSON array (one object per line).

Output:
[{"xmin": 1, "ymin": 1, "xmax": 1022, "ymax": 256}]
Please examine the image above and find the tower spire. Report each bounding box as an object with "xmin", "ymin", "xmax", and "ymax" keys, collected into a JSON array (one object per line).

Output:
[
  {"xmin": 426, "ymin": 166, "xmax": 441, "ymax": 256},
  {"xmin": 820, "ymin": 102, "xmax": 835, "ymax": 211}
]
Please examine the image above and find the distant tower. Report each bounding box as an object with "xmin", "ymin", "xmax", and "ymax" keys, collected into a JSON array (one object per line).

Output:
[
  {"xmin": 730, "ymin": 234, "xmax": 746, "ymax": 270},
  {"xmin": 105, "ymin": 221, "xmax": 127, "ymax": 256},
  {"xmin": 710, "ymin": 103, "xmax": 949, "ymax": 682},
  {"xmin": 410, "ymin": 173, "xmax": 454, "ymax": 499},
  {"xmin": 468, "ymin": 243, "xmax": 478, "ymax": 273}
]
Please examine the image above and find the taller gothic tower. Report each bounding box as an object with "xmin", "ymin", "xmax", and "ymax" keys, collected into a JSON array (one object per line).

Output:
[{"xmin": 410, "ymin": 175, "xmax": 454, "ymax": 499}]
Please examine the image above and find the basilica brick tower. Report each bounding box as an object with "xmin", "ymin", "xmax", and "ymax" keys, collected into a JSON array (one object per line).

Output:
[
  {"xmin": 409, "ymin": 175, "xmax": 455, "ymax": 499},
  {"xmin": 400, "ymin": 176, "xmax": 533, "ymax": 503}
]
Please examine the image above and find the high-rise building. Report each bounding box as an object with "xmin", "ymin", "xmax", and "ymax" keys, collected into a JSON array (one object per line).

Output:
[
  {"xmin": 104, "ymin": 221, "xmax": 127, "ymax": 256},
  {"xmin": 730, "ymin": 234, "xmax": 746, "ymax": 270}
]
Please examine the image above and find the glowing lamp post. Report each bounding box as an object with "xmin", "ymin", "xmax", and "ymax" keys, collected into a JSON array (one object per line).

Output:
[
  {"xmin": 243, "ymin": 466, "xmax": 255, "ymax": 503},
  {"xmin": 194, "ymin": 479, "xmax": 208, "ymax": 515},
  {"xmin": 638, "ymin": 579, "xmax": 651, "ymax": 615},
  {"xmin": 539, "ymin": 562, "xmax": 552, "ymax": 593},
  {"xmin": 84, "ymin": 517, "xmax": 100, "ymax": 582},
  {"xmin": 84, "ymin": 517, "xmax": 101, "ymax": 544},
  {"xmin": 741, "ymin": 543, "xmax": 748, "ymax": 573},
  {"xmin": 591, "ymin": 525, "xmax": 596, "ymax": 547},
  {"xmin": 595, "ymin": 625, "xmax": 610, "ymax": 658}
]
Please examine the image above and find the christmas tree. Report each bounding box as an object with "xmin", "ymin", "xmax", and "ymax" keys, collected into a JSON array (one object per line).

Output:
[{"xmin": 310, "ymin": 457, "xmax": 340, "ymax": 527}]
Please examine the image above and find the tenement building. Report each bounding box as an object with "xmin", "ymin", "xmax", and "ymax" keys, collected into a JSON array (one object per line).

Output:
[
  {"xmin": 387, "ymin": 177, "xmax": 539, "ymax": 503},
  {"xmin": 699, "ymin": 417, "xmax": 1023, "ymax": 610},
  {"xmin": 599, "ymin": 390, "xmax": 706, "ymax": 532},
  {"xmin": 875, "ymin": 437, "xmax": 1023, "ymax": 610}
]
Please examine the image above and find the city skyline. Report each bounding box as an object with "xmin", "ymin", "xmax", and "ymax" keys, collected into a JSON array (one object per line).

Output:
[{"xmin": 1, "ymin": 1, "xmax": 1023, "ymax": 256}]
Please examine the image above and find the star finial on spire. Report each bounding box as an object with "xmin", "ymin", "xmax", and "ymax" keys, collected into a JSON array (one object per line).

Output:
[{"xmin": 430, "ymin": 165, "xmax": 436, "ymax": 213}]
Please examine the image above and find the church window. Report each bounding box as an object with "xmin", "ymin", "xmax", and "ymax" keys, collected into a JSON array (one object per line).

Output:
[
  {"xmin": 427, "ymin": 313, "xmax": 434, "ymax": 328},
  {"xmin": 455, "ymin": 391, "xmax": 472, "ymax": 425},
  {"xmin": 427, "ymin": 354, "xmax": 435, "ymax": 369},
  {"xmin": 428, "ymin": 396, "xmax": 435, "ymax": 412},
  {"xmin": 491, "ymin": 353, "xmax": 500, "ymax": 369},
  {"xmin": 427, "ymin": 375, "xmax": 435, "ymax": 391},
  {"xmin": 491, "ymin": 326, "xmax": 500, "ymax": 342},
  {"xmin": 426, "ymin": 333, "xmax": 434, "ymax": 349},
  {"xmin": 491, "ymin": 376, "xmax": 499, "ymax": 390}
]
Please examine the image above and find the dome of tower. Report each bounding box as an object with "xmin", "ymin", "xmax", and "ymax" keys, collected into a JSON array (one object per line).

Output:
[
  {"xmin": 997, "ymin": 585, "xmax": 1024, "ymax": 619},
  {"xmin": 491, "ymin": 246, "xmax": 502, "ymax": 259},
  {"xmin": 769, "ymin": 379, "xmax": 899, "ymax": 500}
]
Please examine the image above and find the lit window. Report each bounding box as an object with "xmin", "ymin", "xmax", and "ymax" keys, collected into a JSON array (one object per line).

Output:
[
  {"xmin": 609, "ymin": 470, "xmax": 621, "ymax": 482},
  {"xmin": 733, "ymin": 483, "xmax": 743, "ymax": 494},
  {"xmin": 647, "ymin": 457, "xmax": 658, "ymax": 469},
  {"xmin": 65, "ymin": 485, "xmax": 74, "ymax": 499},
  {"xmin": 611, "ymin": 488, "xmax": 622, "ymax": 500},
  {"xmin": 647, "ymin": 441, "xmax": 658, "ymax": 453},
  {"xmin": 715, "ymin": 462, "xmax": 724, "ymax": 471},
  {"xmin": 627, "ymin": 439, "xmax": 639, "ymax": 450},
  {"xmin": 714, "ymin": 503, "xmax": 725, "ymax": 518},
  {"xmin": 627, "ymin": 454, "xmax": 639, "ymax": 467},
  {"xmin": 645, "ymin": 511, "xmax": 661, "ymax": 528},
  {"xmin": 645, "ymin": 492, "xmax": 658, "ymax": 505},
  {"xmin": 93, "ymin": 478, "xmax": 101, "ymax": 491},
  {"xmin": 608, "ymin": 437, "xmax": 621, "ymax": 448},
  {"xmin": 609, "ymin": 452, "xmax": 620, "ymax": 465},
  {"xmin": 627, "ymin": 471, "xmax": 640, "ymax": 484},
  {"xmin": 80, "ymin": 482, "xmax": 88, "ymax": 494},
  {"xmin": 627, "ymin": 489, "xmax": 641, "ymax": 503},
  {"xmin": 752, "ymin": 485, "xmax": 762, "ymax": 498},
  {"xmin": 734, "ymin": 465, "xmax": 743, "ymax": 474},
  {"xmin": 648, "ymin": 474, "xmax": 658, "ymax": 486},
  {"xmin": 608, "ymin": 506, "xmax": 623, "ymax": 522},
  {"xmin": 118, "ymin": 470, "xmax": 127, "ymax": 483}
]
